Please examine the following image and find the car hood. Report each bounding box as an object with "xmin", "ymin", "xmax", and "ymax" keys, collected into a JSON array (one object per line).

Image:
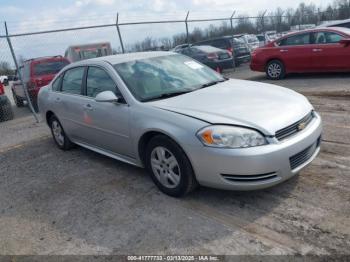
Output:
[{"xmin": 149, "ymin": 79, "xmax": 313, "ymax": 135}]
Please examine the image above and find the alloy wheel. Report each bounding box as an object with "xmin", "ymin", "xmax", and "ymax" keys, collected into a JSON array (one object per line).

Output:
[
  {"xmin": 268, "ymin": 63, "xmax": 282, "ymax": 78},
  {"xmin": 150, "ymin": 146, "xmax": 181, "ymax": 189},
  {"xmin": 51, "ymin": 120, "xmax": 65, "ymax": 146}
]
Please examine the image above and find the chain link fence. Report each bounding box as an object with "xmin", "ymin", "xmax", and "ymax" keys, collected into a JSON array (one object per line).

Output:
[{"xmin": 0, "ymin": 9, "xmax": 347, "ymax": 124}]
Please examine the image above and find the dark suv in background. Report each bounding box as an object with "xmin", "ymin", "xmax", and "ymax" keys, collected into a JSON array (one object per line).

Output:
[
  {"xmin": 175, "ymin": 45, "xmax": 234, "ymax": 72},
  {"xmin": 193, "ymin": 36, "xmax": 251, "ymax": 66},
  {"xmin": 11, "ymin": 56, "xmax": 70, "ymax": 111}
]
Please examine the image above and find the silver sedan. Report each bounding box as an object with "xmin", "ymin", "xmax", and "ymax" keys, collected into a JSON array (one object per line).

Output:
[{"xmin": 38, "ymin": 52, "xmax": 322, "ymax": 197}]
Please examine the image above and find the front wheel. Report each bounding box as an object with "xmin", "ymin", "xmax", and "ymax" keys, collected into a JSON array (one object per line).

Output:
[
  {"xmin": 266, "ymin": 60, "xmax": 285, "ymax": 80},
  {"xmin": 145, "ymin": 135, "xmax": 198, "ymax": 197},
  {"xmin": 49, "ymin": 115, "xmax": 74, "ymax": 150}
]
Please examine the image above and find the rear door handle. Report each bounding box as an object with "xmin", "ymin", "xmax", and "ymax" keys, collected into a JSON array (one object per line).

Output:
[
  {"xmin": 84, "ymin": 104, "xmax": 93, "ymax": 111},
  {"xmin": 280, "ymin": 49, "xmax": 288, "ymax": 52},
  {"xmin": 55, "ymin": 97, "xmax": 61, "ymax": 103},
  {"xmin": 313, "ymin": 49, "xmax": 323, "ymax": 52}
]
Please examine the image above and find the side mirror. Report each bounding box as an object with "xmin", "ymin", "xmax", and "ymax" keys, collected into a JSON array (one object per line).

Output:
[
  {"xmin": 95, "ymin": 91, "xmax": 122, "ymax": 103},
  {"xmin": 339, "ymin": 39, "xmax": 350, "ymax": 47}
]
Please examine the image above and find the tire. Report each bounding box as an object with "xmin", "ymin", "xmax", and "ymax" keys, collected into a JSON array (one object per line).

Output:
[
  {"xmin": 12, "ymin": 90, "xmax": 24, "ymax": 107},
  {"xmin": 49, "ymin": 115, "xmax": 74, "ymax": 150},
  {"xmin": 145, "ymin": 135, "xmax": 198, "ymax": 197},
  {"xmin": 266, "ymin": 60, "xmax": 286, "ymax": 80},
  {"xmin": 0, "ymin": 101, "xmax": 14, "ymax": 122}
]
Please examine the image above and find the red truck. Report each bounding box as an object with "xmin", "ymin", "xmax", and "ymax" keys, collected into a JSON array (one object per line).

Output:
[{"xmin": 11, "ymin": 56, "xmax": 70, "ymax": 111}]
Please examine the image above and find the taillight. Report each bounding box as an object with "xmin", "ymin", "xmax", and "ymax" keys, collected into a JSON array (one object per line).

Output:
[
  {"xmin": 0, "ymin": 83, "xmax": 4, "ymax": 95},
  {"xmin": 207, "ymin": 53, "xmax": 219, "ymax": 60},
  {"xmin": 227, "ymin": 47, "xmax": 234, "ymax": 54}
]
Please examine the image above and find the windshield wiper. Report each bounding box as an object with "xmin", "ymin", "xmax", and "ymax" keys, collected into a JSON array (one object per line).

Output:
[
  {"xmin": 142, "ymin": 90, "xmax": 192, "ymax": 102},
  {"xmin": 198, "ymin": 78, "xmax": 228, "ymax": 89}
]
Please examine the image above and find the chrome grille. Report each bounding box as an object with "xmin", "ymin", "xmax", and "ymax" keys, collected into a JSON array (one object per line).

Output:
[
  {"xmin": 289, "ymin": 136, "xmax": 321, "ymax": 170},
  {"xmin": 221, "ymin": 172, "xmax": 278, "ymax": 183},
  {"xmin": 275, "ymin": 112, "xmax": 314, "ymax": 141}
]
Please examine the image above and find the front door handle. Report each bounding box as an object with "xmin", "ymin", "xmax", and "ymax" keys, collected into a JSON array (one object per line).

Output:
[
  {"xmin": 55, "ymin": 97, "xmax": 61, "ymax": 103},
  {"xmin": 280, "ymin": 49, "xmax": 288, "ymax": 52},
  {"xmin": 84, "ymin": 104, "xmax": 93, "ymax": 111},
  {"xmin": 312, "ymin": 48, "xmax": 323, "ymax": 52}
]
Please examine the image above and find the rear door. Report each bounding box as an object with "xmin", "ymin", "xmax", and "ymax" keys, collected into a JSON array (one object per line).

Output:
[
  {"xmin": 312, "ymin": 31, "xmax": 350, "ymax": 71},
  {"xmin": 55, "ymin": 66, "xmax": 87, "ymax": 141},
  {"xmin": 276, "ymin": 33, "xmax": 315, "ymax": 72}
]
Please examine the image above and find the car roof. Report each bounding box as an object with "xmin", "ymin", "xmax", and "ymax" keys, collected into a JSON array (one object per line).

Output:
[
  {"xmin": 23, "ymin": 55, "xmax": 66, "ymax": 64},
  {"xmin": 71, "ymin": 51, "xmax": 176, "ymax": 66},
  {"xmin": 273, "ymin": 27, "xmax": 350, "ymax": 42}
]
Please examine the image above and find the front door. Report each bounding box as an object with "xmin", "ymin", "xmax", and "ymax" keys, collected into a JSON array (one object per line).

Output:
[
  {"xmin": 276, "ymin": 32, "xmax": 314, "ymax": 72},
  {"xmin": 80, "ymin": 66, "xmax": 132, "ymax": 158}
]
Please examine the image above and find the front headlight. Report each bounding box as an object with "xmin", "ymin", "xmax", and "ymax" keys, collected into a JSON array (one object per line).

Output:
[{"xmin": 196, "ymin": 125, "xmax": 267, "ymax": 148}]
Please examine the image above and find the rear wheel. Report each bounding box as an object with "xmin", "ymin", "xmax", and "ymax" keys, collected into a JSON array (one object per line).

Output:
[
  {"xmin": 49, "ymin": 115, "xmax": 74, "ymax": 150},
  {"xmin": 12, "ymin": 90, "xmax": 24, "ymax": 107},
  {"xmin": 0, "ymin": 99, "xmax": 14, "ymax": 122},
  {"xmin": 266, "ymin": 60, "xmax": 285, "ymax": 80},
  {"xmin": 145, "ymin": 135, "xmax": 198, "ymax": 197}
]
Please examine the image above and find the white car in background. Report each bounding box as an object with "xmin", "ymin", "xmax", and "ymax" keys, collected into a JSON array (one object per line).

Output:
[
  {"xmin": 265, "ymin": 31, "xmax": 278, "ymax": 42},
  {"xmin": 237, "ymin": 34, "xmax": 260, "ymax": 51}
]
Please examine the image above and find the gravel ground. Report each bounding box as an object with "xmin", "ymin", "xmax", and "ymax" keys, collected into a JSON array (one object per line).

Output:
[{"xmin": 0, "ymin": 65, "xmax": 349, "ymax": 255}]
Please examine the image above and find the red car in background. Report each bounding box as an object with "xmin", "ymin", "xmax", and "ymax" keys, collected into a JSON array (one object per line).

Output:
[
  {"xmin": 250, "ymin": 27, "xmax": 350, "ymax": 79},
  {"xmin": 11, "ymin": 56, "xmax": 70, "ymax": 111}
]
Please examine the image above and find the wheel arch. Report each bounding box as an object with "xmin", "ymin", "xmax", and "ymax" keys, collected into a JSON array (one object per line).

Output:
[
  {"xmin": 45, "ymin": 110, "xmax": 55, "ymax": 126},
  {"xmin": 137, "ymin": 129, "xmax": 194, "ymax": 171},
  {"xmin": 265, "ymin": 58, "xmax": 286, "ymax": 72}
]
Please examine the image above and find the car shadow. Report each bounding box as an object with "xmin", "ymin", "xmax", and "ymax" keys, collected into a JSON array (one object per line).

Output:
[
  {"xmin": 247, "ymin": 71, "xmax": 350, "ymax": 82},
  {"xmin": 0, "ymin": 138, "xmax": 299, "ymax": 254}
]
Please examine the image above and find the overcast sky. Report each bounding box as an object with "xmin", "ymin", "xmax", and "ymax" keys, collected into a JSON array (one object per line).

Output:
[{"xmin": 0, "ymin": 0, "xmax": 335, "ymax": 64}]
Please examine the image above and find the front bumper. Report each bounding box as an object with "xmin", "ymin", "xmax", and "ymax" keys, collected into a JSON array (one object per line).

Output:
[
  {"xmin": 186, "ymin": 113, "xmax": 322, "ymax": 191},
  {"xmin": 250, "ymin": 61, "xmax": 265, "ymax": 72},
  {"xmin": 236, "ymin": 54, "xmax": 251, "ymax": 64},
  {"xmin": 206, "ymin": 59, "xmax": 234, "ymax": 70}
]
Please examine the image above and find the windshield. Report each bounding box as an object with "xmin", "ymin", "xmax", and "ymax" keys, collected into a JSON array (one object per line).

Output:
[
  {"xmin": 34, "ymin": 60, "xmax": 69, "ymax": 76},
  {"xmin": 114, "ymin": 54, "xmax": 224, "ymax": 102}
]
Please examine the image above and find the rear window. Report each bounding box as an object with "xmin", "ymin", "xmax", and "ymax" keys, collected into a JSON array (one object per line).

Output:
[
  {"xmin": 79, "ymin": 48, "xmax": 108, "ymax": 59},
  {"xmin": 34, "ymin": 60, "xmax": 69, "ymax": 76},
  {"xmin": 195, "ymin": 46, "xmax": 221, "ymax": 52}
]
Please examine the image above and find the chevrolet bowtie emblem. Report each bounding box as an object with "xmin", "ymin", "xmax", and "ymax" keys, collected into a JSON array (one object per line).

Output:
[{"xmin": 298, "ymin": 122, "xmax": 306, "ymax": 131}]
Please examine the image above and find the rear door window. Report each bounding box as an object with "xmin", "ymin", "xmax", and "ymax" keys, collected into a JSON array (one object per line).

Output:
[
  {"xmin": 61, "ymin": 67, "xmax": 85, "ymax": 95},
  {"xmin": 314, "ymin": 32, "xmax": 344, "ymax": 44},
  {"xmin": 52, "ymin": 74, "xmax": 63, "ymax": 91}
]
